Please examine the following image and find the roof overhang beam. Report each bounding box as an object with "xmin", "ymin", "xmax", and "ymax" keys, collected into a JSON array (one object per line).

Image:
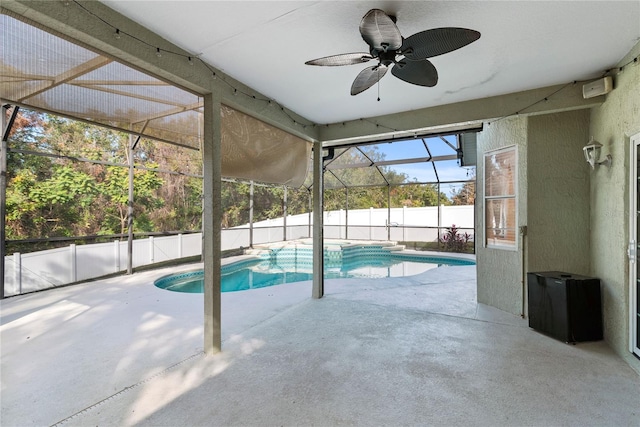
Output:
[
  {"xmin": 324, "ymin": 154, "xmax": 458, "ymax": 171},
  {"xmin": 318, "ymin": 82, "xmax": 604, "ymax": 146}
]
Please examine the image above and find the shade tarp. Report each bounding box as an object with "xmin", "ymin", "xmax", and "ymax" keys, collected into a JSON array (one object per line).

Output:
[{"xmin": 221, "ymin": 105, "xmax": 311, "ymax": 188}]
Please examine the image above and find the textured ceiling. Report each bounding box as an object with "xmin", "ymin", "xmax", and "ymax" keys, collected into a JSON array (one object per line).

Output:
[{"xmin": 81, "ymin": 1, "xmax": 640, "ymax": 125}]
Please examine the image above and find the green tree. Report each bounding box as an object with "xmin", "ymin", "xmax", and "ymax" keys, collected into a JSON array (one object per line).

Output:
[
  {"xmin": 134, "ymin": 139, "xmax": 203, "ymax": 231},
  {"xmin": 6, "ymin": 111, "xmax": 167, "ymax": 239},
  {"xmin": 99, "ymin": 165, "xmax": 164, "ymax": 234},
  {"xmin": 221, "ymin": 181, "xmax": 250, "ymax": 228},
  {"xmin": 5, "ymin": 107, "xmax": 467, "ymax": 246},
  {"xmin": 286, "ymin": 186, "xmax": 311, "ymax": 217},
  {"xmin": 450, "ymin": 181, "xmax": 476, "ymax": 206},
  {"xmin": 319, "ymin": 145, "xmax": 453, "ymax": 210},
  {"xmin": 6, "ymin": 165, "xmax": 99, "ymax": 238},
  {"xmin": 390, "ymin": 183, "xmax": 449, "ymax": 207}
]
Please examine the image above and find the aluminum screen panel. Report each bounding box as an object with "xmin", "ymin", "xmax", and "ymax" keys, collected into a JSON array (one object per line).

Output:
[{"xmin": 1, "ymin": 14, "xmax": 202, "ymax": 149}]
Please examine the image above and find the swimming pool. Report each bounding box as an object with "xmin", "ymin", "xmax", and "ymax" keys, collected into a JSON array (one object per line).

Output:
[{"xmin": 155, "ymin": 249, "xmax": 475, "ymax": 293}]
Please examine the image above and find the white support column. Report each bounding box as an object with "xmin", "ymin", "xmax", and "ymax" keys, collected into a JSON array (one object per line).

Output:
[
  {"xmin": 1, "ymin": 102, "xmax": 12, "ymax": 299},
  {"xmin": 149, "ymin": 236, "xmax": 155, "ymax": 263},
  {"xmin": 283, "ymin": 186, "xmax": 288, "ymax": 242},
  {"xmin": 345, "ymin": 188, "xmax": 349, "ymax": 240},
  {"xmin": 402, "ymin": 205, "xmax": 406, "ymax": 241},
  {"xmin": 312, "ymin": 140, "xmax": 324, "ymax": 299},
  {"xmin": 114, "ymin": 240, "xmax": 120, "ymax": 273},
  {"xmin": 369, "ymin": 207, "xmax": 373, "ymax": 240},
  {"xmin": 13, "ymin": 252, "xmax": 21, "ymax": 295},
  {"xmin": 70, "ymin": 244, "xmax": 77, "ymax": 283},
  {"xmin": 437, "ymin": 183, "xmax": 442, "ymax": 246},
  {"xmin": 387, "ymin": 186, "xmax": 391, "ymax": 241},
  {"xmin": 249, "ymin": 181, "xmax": 254, "ymax": 248},
  {"xmin": 127, "ymin": 133, "xmax": 134, "ymax": 274},
  {"xmin": 308, "ymin": 188, "xmax": 312, "ymax": 238},
  {"xmin": 178, "ymin": 233, "xmax": 183, "ymax": 258},
  {"xmin": 203, "ymin": 92, "xmax": 222, "ymax": 354}
]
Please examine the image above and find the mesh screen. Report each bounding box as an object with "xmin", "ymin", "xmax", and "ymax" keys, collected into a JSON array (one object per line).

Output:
[
  {"xmin": 329, "ymin": 166, "xmax": 387, "ymax": 188},
  {"xmin": 2, "ymin": 13, "xmax": 476, "ymax": 190},
  {"xmin": 1, "ymin": 14, "xmax": 202, "ymax": 149}
]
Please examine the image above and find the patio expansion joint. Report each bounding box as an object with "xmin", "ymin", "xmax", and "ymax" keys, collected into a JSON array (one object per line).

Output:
[
  {"xmin": 50, "ymin": 351, "xmax": 205, "ymax": 427},
  {"xmin": 328, "ymin": 277, "xmax": 474, "ymax": 296},
  {"xmin": 353, "ymin": 276, "xmax": 474, "ymax": 288},
  {"xmin": 224, "ymin": 294, "xmax": 316, "ymax": 339},
  {"xmin": 324, "ymin": 293, "xmax": 525, "ymax": 330}
]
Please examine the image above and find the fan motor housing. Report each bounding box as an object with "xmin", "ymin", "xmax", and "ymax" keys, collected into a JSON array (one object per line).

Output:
[{"xmin": 378, "ymin": 50, "xmax": 398, "ymax": 65}]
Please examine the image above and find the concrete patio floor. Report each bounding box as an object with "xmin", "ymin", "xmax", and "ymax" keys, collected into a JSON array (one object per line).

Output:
[{"xmin": 1, "ymin": 257, "xmax": 639, "ymax": 426}]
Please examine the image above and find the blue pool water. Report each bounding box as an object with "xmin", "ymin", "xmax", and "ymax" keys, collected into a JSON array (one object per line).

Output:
[{"xmin": 155, "ymin": 251, "xmax": 475, "ymax": 294}]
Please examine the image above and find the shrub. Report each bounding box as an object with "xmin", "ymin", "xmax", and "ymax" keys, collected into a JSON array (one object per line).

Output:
[{"xmin": 440, "ymin": 224, "xmax": 471, "ymax": 253}]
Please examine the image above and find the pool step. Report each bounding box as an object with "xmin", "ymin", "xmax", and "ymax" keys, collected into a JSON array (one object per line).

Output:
[{"xmin": 244, "ymin": 241, "xmax": 406, "ymax": 266}]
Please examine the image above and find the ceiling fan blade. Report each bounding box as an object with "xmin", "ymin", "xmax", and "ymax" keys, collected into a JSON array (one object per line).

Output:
[
  {"xmin": 359, "ymin": 9, "xmax": 402, "ymax": 53},
  {"xmin": 391, "ymin": 59, "xmax": 438, "ymax": 87},
  {"xmin": 402, "ymin": 28, "xmax": 481, "ymax": 60},
  {"xmin": 305, "ymin": 53, "xmax": 374, "ymax": 66},
  {"xmin": 351, "ymin": 64, "xmax": 388, "ymax": 95}
]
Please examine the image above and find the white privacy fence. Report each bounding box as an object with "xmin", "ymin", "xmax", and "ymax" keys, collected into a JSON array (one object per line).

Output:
[
  {"xmin": 257, "ymin": 205, "xmax": 474, "ymax": 228},
  {"xmin": 222, "ymin": 205, "xmax": 474, "ymax": 247},
  {"xmin": 3, "ymin": 205, "xmax": 473, "ymax": 296},
  {"xmin": 3, "ymin": 233, "xmax": 203, "ymax": 296}
]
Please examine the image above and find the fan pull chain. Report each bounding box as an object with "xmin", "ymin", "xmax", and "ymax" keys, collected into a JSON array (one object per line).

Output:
[{"xmin": 377, "ymin": 69, "xmax": 381, "ymax": 102}]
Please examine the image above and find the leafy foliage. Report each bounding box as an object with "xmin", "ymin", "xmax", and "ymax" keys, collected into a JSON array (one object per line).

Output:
[
  {"xmin": 6, "ymin": 112, "xmax": 169, "ymax": 239},
  {"xmin": 6, "ymin": 110, "xmax": 473, "ymax": 246},
  {"xmin": 450, "ymin": 179, "xmax": 476, "ymax": 206}
]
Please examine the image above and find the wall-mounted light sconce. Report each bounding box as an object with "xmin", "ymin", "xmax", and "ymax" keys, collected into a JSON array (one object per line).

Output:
[{"xmin": 583, "ymin": 136, "xmax": 612, "ymax": 169}]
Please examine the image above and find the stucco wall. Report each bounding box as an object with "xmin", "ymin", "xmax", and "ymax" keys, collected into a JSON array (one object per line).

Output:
[
  {"xmin": 526, "ymin": 110, "xmax": 591, "ymax": 276},
  {"xmin": 476, "ymin": 116, "xmax": 527, "ymax": 315},
  {"xmin": 589, "ymin": 42, "xmax": 640, "ymax": 372},
  {"xmin": 477, "ymin": 111, "xmax": 592, "ymax": 317}
]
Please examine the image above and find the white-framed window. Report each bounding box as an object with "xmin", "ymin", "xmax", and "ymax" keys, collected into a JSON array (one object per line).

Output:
[{"xmin": 484, "ymin": 146, "xmax": 517, "ymax": 249}]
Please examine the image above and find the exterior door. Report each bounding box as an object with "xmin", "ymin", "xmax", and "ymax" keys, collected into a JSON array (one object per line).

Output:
[{"xmin": 630, "ymin": 132, "xmax": 640, "ymax": 358}]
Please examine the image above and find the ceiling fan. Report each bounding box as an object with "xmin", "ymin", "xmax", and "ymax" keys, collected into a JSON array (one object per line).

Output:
[{"xmin": 305, "ymin": 9, "xmax": 481, "ymax": 96}]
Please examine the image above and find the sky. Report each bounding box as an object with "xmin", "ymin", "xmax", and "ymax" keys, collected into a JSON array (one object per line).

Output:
[{"xmin": 362, "ymin": 134, "xmax": 475, "ymax": 185}]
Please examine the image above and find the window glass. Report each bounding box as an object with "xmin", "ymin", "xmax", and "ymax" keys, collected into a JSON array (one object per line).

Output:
[{"xmin": 484, "ymin": 147, "xmax": 516, "ymax": 248}]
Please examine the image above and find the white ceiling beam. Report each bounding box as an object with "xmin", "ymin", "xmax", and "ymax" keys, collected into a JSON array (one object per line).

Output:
[{"xmin": 319, "ymin": 83, "xmax": 605, "ymax": 145}]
